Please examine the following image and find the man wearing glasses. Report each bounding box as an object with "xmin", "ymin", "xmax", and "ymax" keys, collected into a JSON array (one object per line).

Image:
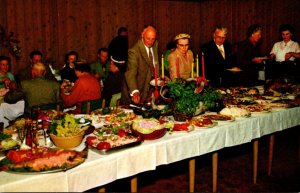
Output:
[
  {"xmin": 168, "ymin": 33, "xmax": 194, "ymax": 80},
  {"xmin": 201, "ymin": 27, "xmax": 233, "ymax": 86}
]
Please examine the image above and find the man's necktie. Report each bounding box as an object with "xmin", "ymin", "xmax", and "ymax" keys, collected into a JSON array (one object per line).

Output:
[
  {"xmin": 218, "ymin": 47, "xmax": 225, "ymax": 59},
  {"xmin": 148, "ymin": 48, "xmax": 155, "ymax": 76}
]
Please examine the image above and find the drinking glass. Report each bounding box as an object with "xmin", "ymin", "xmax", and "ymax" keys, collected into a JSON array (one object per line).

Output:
[{"xmin": 16, "ymin": 126, "xmax": 26, "ymax": 144}]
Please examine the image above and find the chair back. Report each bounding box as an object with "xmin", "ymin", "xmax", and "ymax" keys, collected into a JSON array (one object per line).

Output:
[
  {"xmin": 31, "ymin": 102, "xmax": 63, "ymax": 119},
  {"xmin": 81, "ymin": 98, "xmax": 104, "ymax": 114}
]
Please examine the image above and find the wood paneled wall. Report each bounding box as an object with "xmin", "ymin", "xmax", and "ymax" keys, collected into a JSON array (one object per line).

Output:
[{"xmin": 0, "ymin": 0, "xmax": 299, "ymax": 73}]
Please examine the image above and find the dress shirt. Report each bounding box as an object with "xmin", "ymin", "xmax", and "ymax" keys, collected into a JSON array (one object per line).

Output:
[
  {"xmin": 144, "ymin": 45, "xmax": 155, "ymax": 66},
  {"xmin": 270, "ymin": 40, "xmax": 300, "ymax": 62},
  {"xmin": 130, "ymin": 46, "xmax": 155, "ymax": 96}
]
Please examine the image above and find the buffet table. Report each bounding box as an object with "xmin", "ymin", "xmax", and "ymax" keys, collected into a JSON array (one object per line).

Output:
[{"xmin": 0, "ymin": 107, "xmax": 299, "ymax": 192}]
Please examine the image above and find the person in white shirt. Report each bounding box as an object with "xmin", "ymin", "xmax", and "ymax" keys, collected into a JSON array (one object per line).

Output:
[
  {"xmin": 270, "ymin": 24, "xmax": 300, "ymax": 62},
  {"xmin": 0, "ymin": 81, "xmax": 25, "ymax": 127}
]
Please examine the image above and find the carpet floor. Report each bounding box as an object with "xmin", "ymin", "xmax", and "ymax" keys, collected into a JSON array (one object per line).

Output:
[{"xmin": 86, "ymin": 126, "xmax": 300, "ymax": 192}]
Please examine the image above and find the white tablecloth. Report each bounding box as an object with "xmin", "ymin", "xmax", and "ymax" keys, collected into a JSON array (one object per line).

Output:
[{"xmin": 0, "ymin": 107, "xmax": 299, "ymax": 192}]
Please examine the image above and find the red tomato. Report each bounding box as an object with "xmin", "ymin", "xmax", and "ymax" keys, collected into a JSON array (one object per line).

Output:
[
  {"xmin": 86, "ymin": 136, "xmax": 97, "ymax": 146},
  {"xmin": 7, "ymin": 150, "xmax": 33, "ymax": 163},
  {"xmin": 97, "ymin": 142, "xmax": 111, "ymax": 150},
  {"xmin": 117, "ymin": 129, "xmax": 128, "ymax": 137}
]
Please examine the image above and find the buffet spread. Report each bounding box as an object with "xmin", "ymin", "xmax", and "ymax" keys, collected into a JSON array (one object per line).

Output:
[{"xmin": 0, "ymin": 79, "xmax": 300, "ymax": 191}]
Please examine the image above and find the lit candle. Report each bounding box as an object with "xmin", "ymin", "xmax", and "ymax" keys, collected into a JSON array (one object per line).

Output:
[
  {"xmin": 202, "ymin": 52, "xmax": 205, "ymax": 78},
  {"xmin": 191, "ymin": 62, "xmax": 194, "ymax": 78},
  {"xmin": 161, "ymin": 54, "xmax": 164, "ymax": 78},
  {"xmin": 196, "ymin": 54, "xmax": 199, "ymax": 77}
]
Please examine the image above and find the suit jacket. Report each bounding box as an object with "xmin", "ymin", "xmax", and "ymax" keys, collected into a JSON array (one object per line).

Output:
[
  {"xmin": 201, "ymin": 40, "xmax": 232, "ymax": 86},
  {"xmin": 21, "ymin": 76, "xmax": 61, "ymax": 113},
  {"xmin": 121, "ymin": 39, "xmax": 159, "ymax": 105},
  {"xmin": 236, "ymin": 39, "xmax": 262, "ymax": 86}
]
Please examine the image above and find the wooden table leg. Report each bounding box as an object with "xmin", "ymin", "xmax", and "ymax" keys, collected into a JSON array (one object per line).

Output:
[
  {"xmin": 131, "ymin": 176, "xmax": 138, "ymax": 193},
  {"xmin": 268, "ymin": 134, "xmax": 275, "ymax": 176},
  {"xmin": 189, "ymin": 158, "xmax": 195, "ymax": 192},
  {"xmin": 253, "ymin": 139, "xmax": 259, "ymax": 184},
  {"xmin": 98, "ymin": 187, "xmax": 105, "ymax": 192},
  {"xmin": 212, "ymin": 152, "xmax": 218, "ymax": 193}
]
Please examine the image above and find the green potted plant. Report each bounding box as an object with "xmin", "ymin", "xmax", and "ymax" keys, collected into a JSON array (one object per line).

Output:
[{"xmin": 168, "ymin": 79, "xmax": 201, "ymax": 121}]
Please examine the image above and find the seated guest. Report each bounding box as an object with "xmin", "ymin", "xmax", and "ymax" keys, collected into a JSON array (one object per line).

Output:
[
  {"xmin": 236, "ymin": 24, "xmax": 266, "ymax": 86},
  {"xmin": 102, "ymin": 53, "xmax": 127, "ymax": 107},
  {"xmin": 0, "ymin": 56, "xmax": 15, "ymax": 89},
  {"xmin": 168, "ymin": 33, "xmax": 194, "ymax": 80},
  {"xmin": 90, "ymin": 48, "xmax": 110, "ymax": 90},
  {"xmin": 21, "ymin": 62, "xmax": 61, "ymax": 114},
  {"xmin": 16, "ymin": 50, "xmax": 56, "ymax": 82},
  {"xmin": 60, "ymin": 51, "xmax": 78, "ymax": 83},
  {"xmin": 201, "ymin": 27, "xmax": 233, "ymax": 86},
  {"xmin": 0, "ymin": 81, "xmax": 25, "ymax": 127},
  {"xmin": 61, "ymin": 62, "xmax": 101, "ymax": 114}
]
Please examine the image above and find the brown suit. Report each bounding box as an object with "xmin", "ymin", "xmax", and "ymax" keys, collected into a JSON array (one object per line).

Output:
[{"xmin": 121, "ymin": 39, "xmax": 159, "ymax": 105}]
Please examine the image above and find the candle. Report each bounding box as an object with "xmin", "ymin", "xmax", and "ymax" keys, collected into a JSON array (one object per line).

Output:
[
  {"xmin": 161, "ymin": 54, "xmax": 164, "ymax": 78},
  {"xmin": 191, "ymin": 62, "xmax": 194, "ymax": 78},
  {"xmin": 196, "ymin": 54, "xmax": 199, "ymax": 77},
  {"xmin": 154, "ymin": 67, "xmax": 158, "ymax": 86},
  {"xmin": 202, "ymin": 52, "xmax": 205, "ymax": 78}
]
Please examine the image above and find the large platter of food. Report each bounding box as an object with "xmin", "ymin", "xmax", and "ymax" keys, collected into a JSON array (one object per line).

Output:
[
  {"xmin": 131, "ymin": 118, "xmax": 172, "ymax": 140},
  {"xmin": 0, "ymin": 146, "xmax": 88, "ymax": 173},
  {"xmin": 87, "ymin": 122, "xmax": 143, "ymax": 154},
  {"xmin": 237, "ymin": 104, "xmax": 271, "ymax": 114},
  {"xmin": 172, "ymin": 122, "xmax": 194, "ymax": 132},
  {"xmin": 200, "ymin": 114, "xmax": 235, "ymax": 122},
  {"xmin": 219, "ymin": 106, "xmax": 251, "ymax": 117},
  {"xmin": 189, "ymin": 117, "xmax": 217, "ymax": 128}
]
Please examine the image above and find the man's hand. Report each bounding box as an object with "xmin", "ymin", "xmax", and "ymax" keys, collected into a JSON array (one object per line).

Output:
[{"xmin": 131, "ymin": 92, "xmax": 140, "ymax": 104}]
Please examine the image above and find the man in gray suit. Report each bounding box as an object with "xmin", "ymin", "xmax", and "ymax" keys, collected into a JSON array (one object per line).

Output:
[{"xmin": 121, "ymin": 25, "xmax": 159, "ymax": 105}]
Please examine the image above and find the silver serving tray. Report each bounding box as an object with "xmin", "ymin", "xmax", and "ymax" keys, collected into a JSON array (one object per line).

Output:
[{"xmin": 89, "ymin": 138, "xmax": 143, "ymax": 155}]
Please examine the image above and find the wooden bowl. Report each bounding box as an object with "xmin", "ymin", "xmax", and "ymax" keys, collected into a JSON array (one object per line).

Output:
[{"xmin": 50, "ymin": 132, "xmax": 84, "ymax": 149}]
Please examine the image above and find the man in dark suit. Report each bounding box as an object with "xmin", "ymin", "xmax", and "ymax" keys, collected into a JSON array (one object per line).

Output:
[
  {"xmin": 201, "ymin": 27, "xmax": 233, "ymax": 87},
  {"xmin": 121, "ymin": 25, "xmax": 159, "ymax": 105}
]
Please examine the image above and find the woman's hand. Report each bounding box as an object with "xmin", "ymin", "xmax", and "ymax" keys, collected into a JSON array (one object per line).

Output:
[{"xmin": 2, "ymin": 78, "xmax": 11, "ymax": 88}]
